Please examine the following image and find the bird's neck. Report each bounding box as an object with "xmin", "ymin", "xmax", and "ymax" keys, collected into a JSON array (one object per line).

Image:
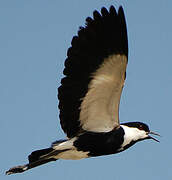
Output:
[{"xmin": 119, "ymin": 125, "xmax": 142, "ymax": 151}]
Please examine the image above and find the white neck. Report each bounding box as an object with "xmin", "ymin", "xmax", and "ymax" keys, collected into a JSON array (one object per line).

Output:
[{"xmin": 120, "ymin": 125, "xmax": 147, "ymax": 150}]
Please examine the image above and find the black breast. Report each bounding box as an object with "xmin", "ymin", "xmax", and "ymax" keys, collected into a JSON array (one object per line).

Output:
[{"xmin": 74, "ymin": 127, "xmax": 125, "ymax": 157}]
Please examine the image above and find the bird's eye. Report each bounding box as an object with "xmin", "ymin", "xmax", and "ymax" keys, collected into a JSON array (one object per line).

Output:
[{"xmin": 138, "ymin": 125, "xmax": 144, "ymax": 130}]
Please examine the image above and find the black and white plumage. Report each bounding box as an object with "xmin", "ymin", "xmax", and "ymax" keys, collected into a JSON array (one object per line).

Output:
[{"xmin": 6, "ymin": 6, "xmax": 159, "ymax": 175}]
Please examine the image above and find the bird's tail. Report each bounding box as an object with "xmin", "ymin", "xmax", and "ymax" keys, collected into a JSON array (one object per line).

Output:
[{"xmin": 6, "ymin": 146, "xmax": 68, "ymax": 175}]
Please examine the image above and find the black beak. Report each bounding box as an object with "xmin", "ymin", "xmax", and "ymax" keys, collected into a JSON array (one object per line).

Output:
[{"xmin": 147, "ymin": 131, "xmax": 160, "ymax": 142}]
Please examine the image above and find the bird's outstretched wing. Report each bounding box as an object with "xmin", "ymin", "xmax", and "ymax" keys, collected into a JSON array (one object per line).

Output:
[{"xmin": 58, "ymin": 6, "xmax": 128, "ymax": 138}]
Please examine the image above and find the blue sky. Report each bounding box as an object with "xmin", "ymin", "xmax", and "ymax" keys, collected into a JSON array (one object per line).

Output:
[{"xmin": 1, "ymin": 0, "xmax": 171, "ymax": 180}]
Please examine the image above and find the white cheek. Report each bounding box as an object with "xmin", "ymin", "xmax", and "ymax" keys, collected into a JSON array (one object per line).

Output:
[
  {"xmin": 120, "ymin": 125, "xmax": 147, "ymax": 149},
  {"xmin": 138, "ymin": 130, "xmax": 147, "ymax": 139}
]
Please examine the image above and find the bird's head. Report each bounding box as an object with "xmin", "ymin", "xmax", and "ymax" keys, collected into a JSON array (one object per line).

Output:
[{"xmin": 121, "ymin": 122, "xmax": 160, "ymax": 143}]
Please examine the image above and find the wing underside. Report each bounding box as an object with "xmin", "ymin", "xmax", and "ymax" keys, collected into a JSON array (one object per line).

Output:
[
  {"xmin": 80, "ymin": 54, "xmax": 127, "ymax": 132},
  {"xmin": 58, "ymin": 6, "xmax": 128, "ymax": 138}
]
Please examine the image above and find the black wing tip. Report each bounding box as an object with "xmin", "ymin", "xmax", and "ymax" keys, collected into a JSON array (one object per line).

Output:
[
  {"xmin": 93, "ymin": 10, "xmax": 102, "ymax": 20},
  {"xmin": 118, "ymin": 6, "xmax": 126, "ymax": 23},
  {"xmin": 89, "ymin": 5, "xmax": 118, "ymax": 23},
  {"xmin": 100, "ymin": 5, "xmax": 123, "ymax": 16},
  {"xmin": 70, "ymin": 5, "xmax": 127, "ymax": 56},
  {"xmin": 101, "ymin": 7, "xmax": 109, "ymax": 17},
  {"xmin": 118, "ymin": 6, "xmax": 124, "ymax": 13},
  {"xmin": 118, "ymin": 6, "xmax": 128, "ymax": 58},
  {"xmin": 109, "ymin": 5, "xmax": 117, "ymax": 15}
]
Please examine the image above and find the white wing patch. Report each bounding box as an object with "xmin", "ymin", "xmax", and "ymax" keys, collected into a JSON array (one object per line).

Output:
[{"xmin": 80, "ymin": 54, "xmax": 127, "ymax": 132}]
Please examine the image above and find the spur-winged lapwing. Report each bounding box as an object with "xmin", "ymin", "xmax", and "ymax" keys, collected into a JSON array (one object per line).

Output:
[{"xmin": 6, "ymin": 5, "xmax": 160, "ymax": 175}]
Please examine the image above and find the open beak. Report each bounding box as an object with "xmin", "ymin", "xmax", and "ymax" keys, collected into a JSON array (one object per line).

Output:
[{"xmin": 147, "ymin": 131, "xmax": 160, "ymax": 142}]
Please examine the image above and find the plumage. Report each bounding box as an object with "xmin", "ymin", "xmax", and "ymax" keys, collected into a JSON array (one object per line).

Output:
[
  {"xmin": 6, "ymin": 5, "xmax": 159, "ymax": 176},
  {"xmin": 80, "ymin": 54, "xmax": 127, "ymax": 132},
  {"xmin": 58, "ymin": 6, "xmax": 128, "ymax": 137}
]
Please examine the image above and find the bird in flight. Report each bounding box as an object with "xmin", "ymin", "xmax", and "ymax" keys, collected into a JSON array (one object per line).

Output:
[{"xmin": 6, "ymin": 5, "xmax": 160, "ymax": 175}]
